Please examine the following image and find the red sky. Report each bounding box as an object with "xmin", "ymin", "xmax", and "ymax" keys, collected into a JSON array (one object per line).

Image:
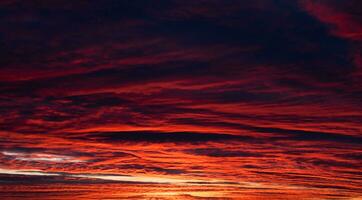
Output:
[{"xmin": 0, "ymin": 0, "xmax": 361, "ymax": 199}]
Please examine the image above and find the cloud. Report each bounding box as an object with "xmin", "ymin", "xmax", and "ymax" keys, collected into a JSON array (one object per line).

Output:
[
  {"xmin": 300, "ymin": 0, "xmax": 362, "ymax": 41},
  {"xmin": 1, "ymin": 151, "xmax": 84, "ymax": 163},
  {"xmin": 70, "ymin": 131, "xmax": 249, "ymax": 143},
  {"xmin": 184, "ymin": 148, "xmax": 261, "ymax": 158},
  {"xmin": 0, "ymin": 0, "xmax": 361, "ymax": 199}
]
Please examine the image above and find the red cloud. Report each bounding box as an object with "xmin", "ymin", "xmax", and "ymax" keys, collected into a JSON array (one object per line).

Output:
[{"xmin": 301, "ymin": 0, "xmax": 362, "ymax": 41}]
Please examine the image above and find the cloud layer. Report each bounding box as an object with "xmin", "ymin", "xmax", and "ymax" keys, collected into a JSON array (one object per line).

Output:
[{"xmin": 0, "ymin": 0, "xmax": 361, "ymax": 199}]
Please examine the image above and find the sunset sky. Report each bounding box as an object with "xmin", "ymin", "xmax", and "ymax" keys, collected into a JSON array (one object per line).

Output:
[{"xmin": 0, "ymin": 0, "xmax": 361, "ymax": 199}]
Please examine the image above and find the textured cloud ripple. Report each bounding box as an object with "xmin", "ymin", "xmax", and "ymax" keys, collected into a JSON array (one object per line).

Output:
[{"xmin": 0, "ymin": 0, "xmax": 361, "ymax": 199}]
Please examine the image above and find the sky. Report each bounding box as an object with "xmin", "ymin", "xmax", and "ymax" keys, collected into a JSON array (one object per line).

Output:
[{"xmin": 0, "ymin": 0, "xmax": 361, "ymax": 199}]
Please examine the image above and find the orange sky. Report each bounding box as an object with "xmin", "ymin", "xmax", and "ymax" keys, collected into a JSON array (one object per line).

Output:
[{"xmin": 0, "ymin": 0, "xmax": 361, "ymax": 199}]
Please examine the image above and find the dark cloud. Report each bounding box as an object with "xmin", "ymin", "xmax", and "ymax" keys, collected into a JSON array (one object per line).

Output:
[
  {"xmin": 70, "ymin": 131, "xmax": 250, "ymax": 143},
  {"xmin": 184, "ymin": 148, "xmax": 261, "ymax": 158}
]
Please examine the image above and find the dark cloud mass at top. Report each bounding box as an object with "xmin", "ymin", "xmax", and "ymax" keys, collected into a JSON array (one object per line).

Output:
[{"xmin": 0, "ymin": 0, "xmax": 361, "ymax": 199}]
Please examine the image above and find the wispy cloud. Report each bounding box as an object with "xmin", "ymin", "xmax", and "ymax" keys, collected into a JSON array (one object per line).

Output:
[{"xmin": 2, "ymin": 151, "xmax": 84, "ymax": 163}]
